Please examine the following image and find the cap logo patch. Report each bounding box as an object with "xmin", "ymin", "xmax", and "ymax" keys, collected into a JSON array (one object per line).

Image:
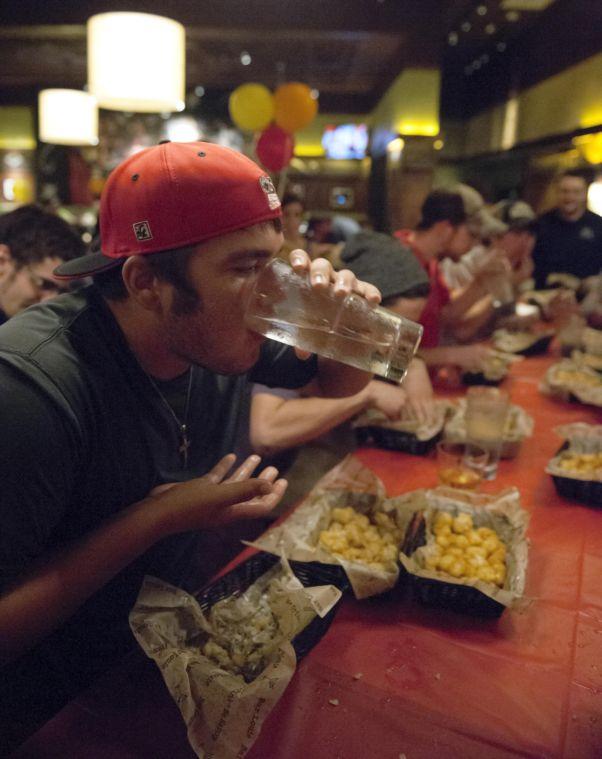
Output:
[
  {"xmin": 133, "ymin": 221, "xmax": 153, "ymax": 242},
  {"xmin": 259, "ymin": 175, "xmax": 281, "ymax": 210}
]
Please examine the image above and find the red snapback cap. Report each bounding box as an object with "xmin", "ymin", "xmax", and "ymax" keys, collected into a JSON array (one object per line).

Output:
[{"xmin": 54, "ymin": 140, "xmax": 282, "ymax": 279}]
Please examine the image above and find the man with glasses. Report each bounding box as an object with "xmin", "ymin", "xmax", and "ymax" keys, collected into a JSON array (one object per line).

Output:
[{"xmin": 0, "ymin": 204, "xmax": 84, "ymax": 323}]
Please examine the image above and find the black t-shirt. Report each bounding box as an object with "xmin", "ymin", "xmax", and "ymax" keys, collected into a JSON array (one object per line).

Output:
[
  {"xmin": 0, "ymin": 286, "xmax": 317, "ymax": 741},
  {"xmin": 532, "ymin": 209, "xmax": 602, "ymax": 288}
]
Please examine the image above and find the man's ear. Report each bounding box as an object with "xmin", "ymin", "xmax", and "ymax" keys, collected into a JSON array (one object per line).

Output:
[
  {"xmin": 121, "ymin": 256, "xmax": 165, "ymax": 312},
  {"xmin": 0, "ymin": 244, "xmax": 15, "ymax": 283},
  {"xmin": 434, "ymin": 220, "xmax": 453, "ymax": 246}
]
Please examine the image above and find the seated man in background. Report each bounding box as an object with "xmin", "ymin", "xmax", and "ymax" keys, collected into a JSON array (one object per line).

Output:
[
  {"xmin": 395, "ymin": 188, "xmax": 498, "ymax": 373},
  {"xmin": 443, "ymin": 200, "xmax": 540, "ymax": 340},
  {"xmin": 0, "ymin": 204, "xmax": 84, "ymax": 323},
  {"xmin": 279, "ymin": 191, "xmax": 307, "ymax": 259},
  {"xmin": 533, "ymin": 170, "xmax": 602, "ymax": 288},
  {"xmin": 306, "ymin": 213, "xmax": 362, "ymax": 263},
  {"xmin": 249, "ymin": 231, "xmax": 436, "ymax": 510}
]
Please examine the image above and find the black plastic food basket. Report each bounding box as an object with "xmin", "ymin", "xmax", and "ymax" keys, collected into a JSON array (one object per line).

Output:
[
  {"xmin": 401, "ymin": 512, "xmax": 505, "ymax": 618},
  {"xmin": 514, "ymin": 334, "xmax": 553, "ymax": 356},
  {"xmin": 195, "ymin": 552, "xmax": 348, "ymax": 662},
  {"xmin": 461, "ymin": 371, "xmax": 504, "ymax": 387},
  {"xmin": 550, "ymin": 444, "xmax": 602, "ymax": 507},
  {"xmin": 355, "ymin": 426, "xmax": 441, "ymax": 456}
]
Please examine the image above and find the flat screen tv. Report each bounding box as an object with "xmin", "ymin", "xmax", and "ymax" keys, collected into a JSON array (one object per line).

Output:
[{"xmin": 321, "ymin": 123, "xmax": 368, "ymax": 160}]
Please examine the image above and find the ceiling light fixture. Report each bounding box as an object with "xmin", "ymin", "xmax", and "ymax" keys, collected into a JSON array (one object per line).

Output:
[
  {"xmin": 448, "ymin": 32, "xmax": 459, "ymax": 45},
  {"xmin": 310, "ymin": 89, "xmax": 319, "ymax": 100},
  {"xmin": 477, "ymin": 5, "xmax": 488, "ymax": 15},
  {"xmin": 461, "ymin": 21, "xmax": 472, "ymax": 32},
  {"xmin": 485, "ymin": 23, "xmax": 496, "ymax": 34},
  {"xmin": 506, "ymin": 10, "xmax": 520, "ymax": 21},
  {"xmin": 502, "ymin": 0, "xmax": 555, "ymax": 10},
  {"xmin": 38, "ymin": 89, "xmax": 99, "ymax": 146},
  {"xmin": 194, "ymin": 86, "xmax": 205, "ymax": 97},
  {"xmin": 88, "ymin": 12, "xmax": 185, "ymax": 113},
  {"xmin": 497, "ymin": 41, "xmax": 507, "ymax": 51},
  {"xmin": 240, "ymin": 51, "xmax": 252, "ymax": 66}
]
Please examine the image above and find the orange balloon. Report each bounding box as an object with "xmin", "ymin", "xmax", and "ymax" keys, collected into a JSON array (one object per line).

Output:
[{"xmin": 273, "ymin": 82, "xmax": 318, "ymax": 133}]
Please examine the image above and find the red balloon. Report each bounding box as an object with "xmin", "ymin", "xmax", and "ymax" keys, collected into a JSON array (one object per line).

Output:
[{"xmin": 255, "ymin": 125, "xmax": 294, "ymax": 173}]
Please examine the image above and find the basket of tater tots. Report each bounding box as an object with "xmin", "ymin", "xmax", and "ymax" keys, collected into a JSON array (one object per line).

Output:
[
  {"xmin": 540, "ymin": 360, "xmax": 602, "ymax": 407},
  {"xmin": 546, "ymin": 423, "xmax": 602, "ymax": 507},
  {"xmin": 250, "ymin": 456, "xmax": 415, "ymax": 599},
  {"xmin": 396, "ymin": 487, "xmax": 529, "ymax": 617}
]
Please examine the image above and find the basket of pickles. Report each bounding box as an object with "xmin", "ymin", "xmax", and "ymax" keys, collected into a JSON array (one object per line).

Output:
[
  {"xmin": 546, "ymin": 423, "xmax": 602, "ymax": 507},
  {"xmin": 397, "ymin": 487, "xmax": 529, "ymax": 617}
]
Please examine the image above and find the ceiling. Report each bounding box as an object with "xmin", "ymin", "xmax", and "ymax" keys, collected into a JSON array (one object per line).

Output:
[{"xmin": 0, "ymin": 0, "xmax": 599, "ymax": 120}]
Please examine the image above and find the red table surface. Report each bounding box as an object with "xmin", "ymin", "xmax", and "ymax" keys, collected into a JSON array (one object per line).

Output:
[{"xmin": 12, "ymin": 355, "xmax": 602, "ymax": 759}]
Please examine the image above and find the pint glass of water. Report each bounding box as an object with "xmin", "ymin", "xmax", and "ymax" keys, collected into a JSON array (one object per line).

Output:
[
  {"xmin": 244, "ymin": 258, "xmax": 423, "ymax": 383},
  {"xmin": 465, "ymin": 387, "xmax": 510, "ymax": 480}
]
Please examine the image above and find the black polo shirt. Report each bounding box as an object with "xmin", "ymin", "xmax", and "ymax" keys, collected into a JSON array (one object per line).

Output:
[{"xmin": 532, "ymin": 209, "xmax": 602, "ymax": 288}]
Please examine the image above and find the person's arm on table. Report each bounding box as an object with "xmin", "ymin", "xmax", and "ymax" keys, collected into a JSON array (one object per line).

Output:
[
  {"xmin": 399, "ymin": 357, "xmax": 435, "ymax": 424},
  {"xmin": 441, "ymin": 257, "xmax": 509, "ymax": 329},
  {"xmin": 250, "ymin": 380, "xmax": 407, "ymax": 456},
  {"xmin": 418, "ymin": 343, "xmax": 494, "ymax": 372},
  {"xmin": 451, "ymin": 295, "xmax": 497, "ymax": 343}
]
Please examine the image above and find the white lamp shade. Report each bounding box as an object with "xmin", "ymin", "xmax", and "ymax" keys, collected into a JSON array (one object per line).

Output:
[
  {"xmin": 38, "ymin": 89, "xmax": 99, "ymax": 146},
  {"xmin": 88, "ymin": 12, "xmax": 185, "ymax": 113},
  {"xmin": 588, "ymin": 180, "xmax": 602, "ymax": 216}
]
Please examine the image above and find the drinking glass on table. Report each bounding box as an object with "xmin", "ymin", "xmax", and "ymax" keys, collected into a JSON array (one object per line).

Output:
[
  {"xmin": 436, "ymin": 440, "xmax": 488, "ymax": 491},
  {"xmin": 465, "ymin": 386, "xmax": 510, "ymax": 480},
  {"xmin": 244, "ymin": 258, "xmax": 423, "ymax": 383}
]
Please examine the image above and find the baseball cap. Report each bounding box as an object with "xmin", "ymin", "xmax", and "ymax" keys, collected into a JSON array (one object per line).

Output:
[
  {"xmin": 453, "ymin": 184, "xmax": 508, "ymax": 239},
  {"xmin": 340, "ymin": 231, "xmax": 430, "ymax": 302},
  {"xmin": 54, "ymin": 141, "xmax": 282, "ymax": 279},
  {"xmin": 454, "ymin": 183, "xmax": 484, "ymax": 217},
  {"xmin": 492, "ymin": 199, "xmax": 537, "ymax": 233}
]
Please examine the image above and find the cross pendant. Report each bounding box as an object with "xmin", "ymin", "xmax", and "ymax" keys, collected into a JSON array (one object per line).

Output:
[{"xmin": 179, "ymin": 424, "xmax": 191, "ymax": 468}]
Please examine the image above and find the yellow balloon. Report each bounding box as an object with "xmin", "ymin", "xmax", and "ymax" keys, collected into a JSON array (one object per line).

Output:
[
  {"xmin": 229, "ymin": 83, "xmax": 274, "ymax": 132},
  {"xmin": 274, "ymin": 82, "xmax": 318, "ymax": 133}
]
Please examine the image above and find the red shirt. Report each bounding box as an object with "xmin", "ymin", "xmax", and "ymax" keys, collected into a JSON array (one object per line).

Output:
[{"xmin": 394, "ymin": 229, "xmax": 450, "ymax": 348}]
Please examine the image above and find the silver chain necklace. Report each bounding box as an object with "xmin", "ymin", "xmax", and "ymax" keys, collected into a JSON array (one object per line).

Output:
[{"xmin": 144, "ymin": 368, "xmax": 194, "ymax": 468}]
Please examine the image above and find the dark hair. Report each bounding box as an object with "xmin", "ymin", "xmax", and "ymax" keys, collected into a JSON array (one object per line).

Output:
[
  {"xmin": 92, "ymin": 244, "xmax": 197, "ymax": 304},
  {"xmin": 417, "ymin": 190, "xmax": 466, "ymax": 231},
  {"xmin": 0, "ymin": 204, "xmax": 84, "ymax": 267},
  {"xmin": 558, "ymin": 169, "xmax": 592, "ymax": 187},
  {"xmin": 92, "ymin": 218, "xmax": 283, "ymax": 305},
  {"xmin": 281, "ymin": 192, "xmax": 304, "ymax": 209}
]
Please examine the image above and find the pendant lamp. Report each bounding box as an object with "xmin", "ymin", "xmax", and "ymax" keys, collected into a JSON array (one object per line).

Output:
[
  {"xmin": 38, "ymin": 89, "xmax": 99, "ymax": 146},
  {"xmin": 88, "ymin": 12, "xmax": 185, "ymax": 113}
]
